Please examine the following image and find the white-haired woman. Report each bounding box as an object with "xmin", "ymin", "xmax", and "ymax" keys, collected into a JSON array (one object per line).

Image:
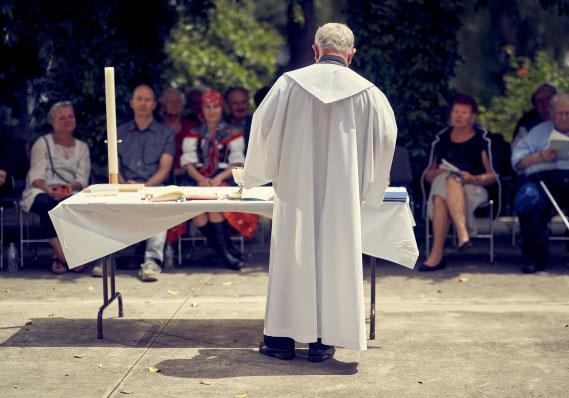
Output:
[{"xmin": 20, "ymin": 101, "xmax": 91, "ymax": 274}]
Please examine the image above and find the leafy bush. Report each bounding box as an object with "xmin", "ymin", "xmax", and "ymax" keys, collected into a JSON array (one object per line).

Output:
[
  {"xmin": 478, "ymin": 50, "xmax": 569, "ymax": 140},
  {"xmin": 166, "ymin": 0, "xmax": 284, "ymax": 95}
]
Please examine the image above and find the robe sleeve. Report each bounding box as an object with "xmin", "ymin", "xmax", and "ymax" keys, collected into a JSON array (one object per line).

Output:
[
  {"xmin": 360, "ymin": 87, "xmax": 397, "ymax": 208},
  {"xmin": 243, "ymin": 76, "xmax": 289, "ymax": 189}
]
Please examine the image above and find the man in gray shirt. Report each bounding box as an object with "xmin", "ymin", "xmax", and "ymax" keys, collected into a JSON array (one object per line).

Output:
[{"xmin": 92, "ymin": 84, "xmax": 175, "ymax": 281}]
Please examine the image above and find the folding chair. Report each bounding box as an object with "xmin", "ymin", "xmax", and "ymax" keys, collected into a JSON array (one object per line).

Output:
[
  {"xmin": 177, "ymin": 221, "xmax": 244, "ymax": 266},
  {"xmin": 19, "ymin": 207, "xmax": 49, "ymax": 270},
  {"xmin": 421, "ymin": 128, "xmax": 501, "ymax": 264}
]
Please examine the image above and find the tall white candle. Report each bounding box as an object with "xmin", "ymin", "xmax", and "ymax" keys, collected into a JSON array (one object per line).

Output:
[{"xmin": 104, "ymin": 67, "xmax": 119, "ymax": 182}]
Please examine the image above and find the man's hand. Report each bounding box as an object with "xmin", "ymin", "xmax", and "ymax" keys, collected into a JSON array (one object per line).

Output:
[
  {"xmin": 0, "ymin": 169, "xmax": 6, "ymax": 186},
  {"xmin": 540, "ymin": 147, "xmax": 557, "ymax": 163},
  {"xmin": 459, "ymin": 171, "xmax": 476, "ymax": 184}
]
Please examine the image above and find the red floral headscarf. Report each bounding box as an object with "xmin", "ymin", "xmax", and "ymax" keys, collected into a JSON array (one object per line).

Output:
[{"xmin": 202, "ymin": 90, "xmax": 224, "ymax": 107}]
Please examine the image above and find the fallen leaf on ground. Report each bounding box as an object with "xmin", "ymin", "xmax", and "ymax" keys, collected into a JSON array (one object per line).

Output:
[
  {"xmin": 418, "ymin": 381, "xmax": 423, "ymax": 384},
  {"xmin": 73, "ymin": 354, "xmax": 84, "ymax": 358},
  {"xmin": 436, "ymin": 289, "xmax": 442, "ymax": 293},
  {"xmin": 146, "ymin": 365, "xmax": 160, "ymax": 373},
  {"xmin": 13, "ymin": 386, "xmax": 20, "ymax": 389},
  {"xmin": 564, "ymin": 324, "xmax": 568, "ymax": 328},
  {"xmin": 48, "ymin": 313, "xmax": 55, "ymax": 317},
  {"xmin": 234, "ymin": 394, "xmax": 248, "ymax": 398},
  {"xmin": 190, "ymin": 301, "xmax": 199, "ymax": 308},
  {"xmin": 199, "ymin": 379, "xmax": 212, "ymax": 385},
  {"xmin": 200, "ymin": 277, "xmax": 213, "ymax": 286},
  {"xmin": 222, "ymin": 281, "xmax": 233, "ymax": 286},
  {"xmin": 458, "ymin": 277, "xmax": 470, "ymax": 283},
  {"xmin": 167, "ymin": 290, "xmax": 179, "ymax": 296},
  {"xmin": 119, "ymin": 390, "xmax": 133, "ymax": 394},
  {"xmin": 88, "ymin": 286, "xmax": 94, "ymax": 291}
]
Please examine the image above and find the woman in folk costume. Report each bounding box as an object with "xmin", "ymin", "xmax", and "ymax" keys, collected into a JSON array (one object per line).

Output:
[{"xmin": 180, "ymin": 90, "xmax": 257, "ymax": 270}]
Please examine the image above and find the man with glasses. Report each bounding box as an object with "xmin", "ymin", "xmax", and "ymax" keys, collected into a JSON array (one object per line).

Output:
[
  {"xmin": 512, "ymin": 84, "xmax": 557, "ymax": 149},
  {"xmin": 511, "ymin": 93, "xmax": 569, "ymax": 273},
  {"xmin": 92, "ymin": 84, "xmax": 175, "ymax": 281}
]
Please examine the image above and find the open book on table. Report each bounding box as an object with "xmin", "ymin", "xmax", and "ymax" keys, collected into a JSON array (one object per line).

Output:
[
  {"xmin": 548, "ymin": 130, "xmax": 569, "ymax": 160},
  {"xmin": 148, "ymin": 186, "xmax": 218, "ymax": 202}
]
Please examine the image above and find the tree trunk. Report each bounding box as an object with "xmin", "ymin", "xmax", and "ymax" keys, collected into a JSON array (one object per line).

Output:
[{"xmin": 286, "ymin": 0, "xmax": 316, "ymax": 70}]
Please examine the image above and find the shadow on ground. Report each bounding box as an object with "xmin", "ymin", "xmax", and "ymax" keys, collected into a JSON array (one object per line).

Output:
[
  {"xmin": 0, "ymin": 318, "xmax": 267, "ymax": 349},
  {"xmin": 156, "ymin": 349, "xmax": 358, "ymax": 378}
]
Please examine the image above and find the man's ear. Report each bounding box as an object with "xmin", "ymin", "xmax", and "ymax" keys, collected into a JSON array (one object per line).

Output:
[
  {"xmin": 347, "ymin": 48, "xmax": 356, "ymax": 65},
  {"xmin": 312, "ymin": 44, "xmax": 320, "ymax": 63}
]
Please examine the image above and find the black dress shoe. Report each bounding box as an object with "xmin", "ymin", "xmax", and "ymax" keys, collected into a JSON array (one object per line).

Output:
[
  {"xmin": 418, "ymin": 257, "xmax": 447, "ymax": 272},
  {"xmin": 308, "ymin": 340, "xmax": 335, "ymax": 362},
  {"xmin": 521, "ymin": 263, "xmax": 545, "ymax": 274},
  {"xmin": 458, "ymin": 240, "xmax": 474, "ymax": 252},
  {"xmin": 259, "ymin": 342, "xmax": 295, "ymax": 360}
]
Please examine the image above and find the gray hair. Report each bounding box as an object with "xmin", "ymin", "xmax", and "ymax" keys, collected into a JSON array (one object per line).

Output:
[
  {"xmin": 159, "ymin": 87, "xmax": 186, "ymax": 106},
  {"xmin": 314, "ymin": 23, "xmax": 354, "ymax": 55},
  {"xmin": 550, "ymin": 92, "xmax": 569, "ymax": 111},
  {"xmin": 47, "ymin": 101, "xmax": 73, "ymax": 125}
]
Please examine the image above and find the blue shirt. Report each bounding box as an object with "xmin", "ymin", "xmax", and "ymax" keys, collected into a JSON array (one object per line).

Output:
[
  {"xmin": 511, "ymin": 120, "xmax": 569, "ymax": 176},
  {"xmin": 118, "ymin": 120, "xmax": 176, "ymax": 182}
]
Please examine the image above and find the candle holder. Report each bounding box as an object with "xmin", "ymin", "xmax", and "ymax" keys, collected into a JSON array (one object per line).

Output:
[{"xmin": 231, "ymin": 167, "xmax": 245, "ymax": 200}]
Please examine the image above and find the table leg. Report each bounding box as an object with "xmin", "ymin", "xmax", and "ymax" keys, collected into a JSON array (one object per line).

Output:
[
  {"xmin": 370, "ymin": 256, "xmax": 376, "ymax": 340},
  {"xmin": 97, "ymin": 254, "xmax": 123, "ymax": 339}
]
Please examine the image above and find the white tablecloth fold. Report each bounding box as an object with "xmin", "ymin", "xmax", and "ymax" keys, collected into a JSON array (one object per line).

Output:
[{"xmin": 50, "ymin": 186, "xmax": 418, "ymax": 269}]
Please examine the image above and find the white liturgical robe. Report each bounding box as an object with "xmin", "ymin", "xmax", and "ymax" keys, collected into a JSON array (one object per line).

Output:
[{"xmin": 244, "ymin": 62, "xmax": 397, "ymax": 350}]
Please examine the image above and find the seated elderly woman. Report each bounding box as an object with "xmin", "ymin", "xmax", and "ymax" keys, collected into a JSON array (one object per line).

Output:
[
  {"xmin": 180, "ymin": 90, "xmax": 246, "ymax": 271},
  {"xmin": 20, "ymin": 101, "xmax": 91, "ymax": 274},
  {"xmin": 420, "ymin": 93, "xmax": 497, "ymax": 272}
]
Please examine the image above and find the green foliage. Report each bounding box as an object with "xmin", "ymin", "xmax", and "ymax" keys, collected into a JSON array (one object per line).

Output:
[
  {"xmin": 166, "ymin": 0, "xmax": 284, "ymax": 95},
  {"xmin": 0, "ymin": 0, "xmax": 186, "ymax": 177},
  {"xmin": 478, "ymin": 50, "xmax": 569, "ymax": 140},
  {"xmin": 455, "ymin": 0, "xmax": 569, "ymax": 104},
  {"xmin": 348, "ymin": 0, "xmax": 464, "ymax": 173}
]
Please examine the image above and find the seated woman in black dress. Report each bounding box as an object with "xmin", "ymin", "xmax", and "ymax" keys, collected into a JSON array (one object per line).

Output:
[{"xmin": 420, "ymin": 93, "xmax": 497, "ymax": 271}]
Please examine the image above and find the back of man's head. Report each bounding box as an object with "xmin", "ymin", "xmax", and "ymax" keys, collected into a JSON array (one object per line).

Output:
[{"xmin": 314, "ymin": 23, "xmax": 354, "ymax": 55}]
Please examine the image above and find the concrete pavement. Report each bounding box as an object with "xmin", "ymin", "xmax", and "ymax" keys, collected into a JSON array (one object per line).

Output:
[{"xmin": 0, "ymin": 242, "xmax": 568, "ymax": 397}]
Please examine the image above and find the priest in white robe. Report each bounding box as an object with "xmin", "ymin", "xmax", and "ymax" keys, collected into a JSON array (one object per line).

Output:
[{"xmin": 244, "ymin": 22, "xmax": 397, "ymax": 361}]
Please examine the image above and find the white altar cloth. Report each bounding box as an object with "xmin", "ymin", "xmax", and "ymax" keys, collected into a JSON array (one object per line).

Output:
[{"xmin": 49, "ymin": 187, "xmax": 418, "ymax": 269}]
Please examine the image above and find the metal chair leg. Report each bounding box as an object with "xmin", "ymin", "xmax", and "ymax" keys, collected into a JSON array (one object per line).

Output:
[
  {"xmin": 425, "ymin": 216, "xmax": 430, "ymax": 257},
  {"xmin": 370, "ymin": 257, "xmax": 376, "ymax": 340},
  {"xmin": 1, "ymin": 206, "xmax": 3, "ymax": 271},
  {"xmin": 489, "ymin": 200, "xmax": 494, "ymax": 264},
  {"xmin": 19, "ymin": 206, "xmax": 23, "ymax": 270},
  {"xmin": 177, "ymin": 233, "xmax": 182, "ymax": 267}
]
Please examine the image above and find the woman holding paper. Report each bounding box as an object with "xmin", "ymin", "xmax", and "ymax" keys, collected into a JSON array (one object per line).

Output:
[
  {"xmin": 180, "ymin": 90, "xmax": 246, "ymax": 270},
  {"xmin": 420, "ymin": 93, "xmax": 497, "ymax": 271},
  {"xmin": 20, "ymin": 101, "xmax": 91, "ymax": 274}
]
